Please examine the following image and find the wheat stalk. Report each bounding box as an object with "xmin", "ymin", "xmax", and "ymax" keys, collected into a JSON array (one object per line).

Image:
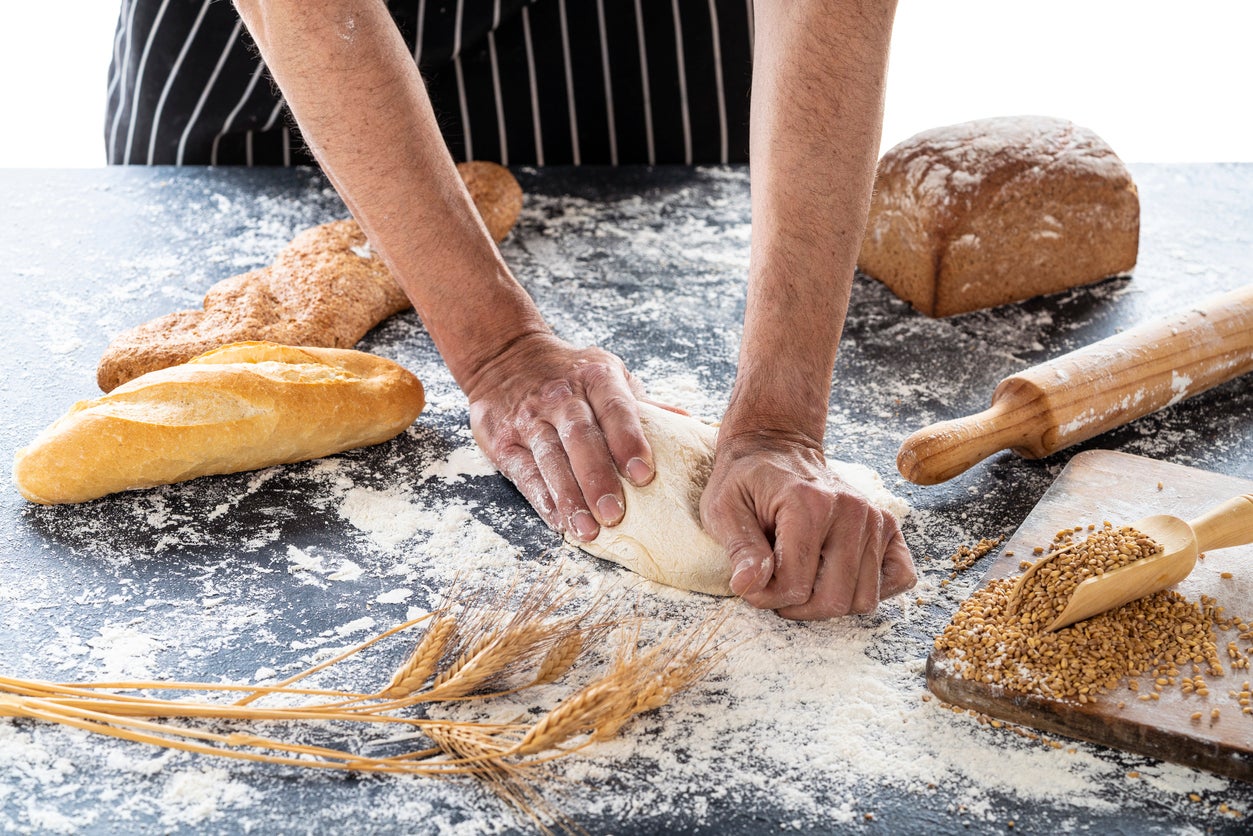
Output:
[
  {"xmin": 0, "ymin": 562, "xmax": 738, "ymax": 834},
  {"xmin": 517, "ymin": 608, "xmax": 733, "ymax": 755},
  {"xmin": 381, "ymin": 616, "xmax": 458, "ymax": 699}
]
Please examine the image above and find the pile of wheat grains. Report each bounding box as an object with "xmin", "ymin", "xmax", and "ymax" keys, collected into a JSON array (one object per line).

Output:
[{"xmin": 935, "ymin": 522, "xmax": 1241, "ymax": 705}]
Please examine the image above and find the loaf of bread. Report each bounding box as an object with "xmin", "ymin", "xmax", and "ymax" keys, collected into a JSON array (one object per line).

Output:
[
  {"xmin": 14, "ymin": 342, "xmax": 425, "ymax": 505},
  {"xmin": 96, "ymin": 161, "xmax": 523, "ymax": 392},
  {"xmin": 858, "ymin": 116, "xmax": 1140, "ymax": 317},
  {"xmin": 458, "ymin": 160, "xmax": 525, "ymax": 243}
]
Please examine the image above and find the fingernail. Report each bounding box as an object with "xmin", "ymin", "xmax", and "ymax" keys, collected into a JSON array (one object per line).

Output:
[
  {"xmin": 626, "ymin": 457, "xmax": 653, "ymax": 486},
  {"xmin": 597, "ymin": 494, "xmax": 624, "ymax": 525},
  {"xmin": 571, "ymin": 510, "xmax": 599, "ymax": 542},
  {"xmin": 731, "ymin": 556, "xmax": 759, "ymax": 589},
  {"xmin": 785, "ymin": 588, "xmax": 810, "ymax": 606}
]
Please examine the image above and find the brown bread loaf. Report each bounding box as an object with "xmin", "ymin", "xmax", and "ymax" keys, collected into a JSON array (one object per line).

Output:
[
  {"xmin": 858, "ymin": 116, "xmax": 1140, "ymax": 317},
  {"xmin": 14, "ymin": 342, "xmax": 425, "ymax": 505},
  {"xmin": 96, "ymin": 161, "xmax": 522, "ymax": 392}
]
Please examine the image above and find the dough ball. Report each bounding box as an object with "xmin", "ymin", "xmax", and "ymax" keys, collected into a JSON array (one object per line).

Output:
[{"xmin": 571, "ymin": 403, "xmax": 910, "ymax": 597}]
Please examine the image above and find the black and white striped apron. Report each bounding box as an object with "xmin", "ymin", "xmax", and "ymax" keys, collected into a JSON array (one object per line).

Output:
[{"xmin": 105, "ymin": 1, "xmax": 755, "ymax": 167}]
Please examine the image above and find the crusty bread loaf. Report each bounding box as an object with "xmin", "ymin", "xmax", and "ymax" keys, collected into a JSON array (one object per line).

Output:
[
  {"xmin": 858, "ymin": 116, "xmax": 1140, "ymax": 317},
  {"xmin": 97, "ymin": 220, "xmax": 410, "ymax": 392},
  {"xmin": 96, "ymin": 161, "xmax": 523, "ymax": 392},
  {"xmin": 14, "ymin": 342, "xmax": 425, "ymax": 505},
  {"xmin": 457, "ymin": 160, "xmax": 525, "ymax": 243}
]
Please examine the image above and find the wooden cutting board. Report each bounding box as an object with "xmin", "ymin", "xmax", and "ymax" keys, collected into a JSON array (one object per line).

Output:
[{"xmin": 927, "ymin": 449, "xmax": 1253, "ymax": 781}]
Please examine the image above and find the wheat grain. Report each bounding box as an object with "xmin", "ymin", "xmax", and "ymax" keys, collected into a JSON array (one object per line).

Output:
[
  {"xmin": 427, "ymin": 623, "xmax": 561, "ymax": 699},
  {"xmin": 516, "ymin": 678, "xmax": 627, "ymax": 755}
]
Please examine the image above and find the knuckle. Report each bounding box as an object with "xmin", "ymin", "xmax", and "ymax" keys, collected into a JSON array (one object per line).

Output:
[
  {"xmin": 554, "ymin": 493, "xmax": 585, "ymax": 520},
  {"xmin": 557, "ymin": 417, "xmax": 604, "ymax": 448},
  {"xmin": 594, "ymin": 391, "xmax": 634, "ymax": 422},
  {"xmin": 724, "ymin": 539, "xmax": 768, "ymax": 566},
  {"xmin": 580, "ymin": 360, "xmax": 617, "ymax": 387},
  {"xmin": 528, "ymin": 436, "xmax": 561, "ymax": 463},
  {"xmin": 515, "ymin": 403, "xmax": 542, "ymax": 424},
  {"xmin": 538, "ymin": 380, "xmax": 576, "ymax": 407},
  {"xmin": 491, "ymin": 447, "xmax": 521, "ymax": 475},
  {"xmin": 783, "ymin": 586, "xmax": 811, "ymax": 607}
]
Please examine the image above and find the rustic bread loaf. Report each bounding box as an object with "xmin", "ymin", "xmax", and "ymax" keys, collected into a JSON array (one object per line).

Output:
[
  {"xmin": 96, "ymin": 161, "xmax": 522, "ymax": 392},
  {"xmin": 858, "ymin": 116, "xmax": 1140, "ymax": 317},
  {"xmin": 457, "ymin": 160, "xmax": 525, "ymax": 243},
  {"xmin": 14, "ymin": 342, "xmax": 425, "ymax": 505}
]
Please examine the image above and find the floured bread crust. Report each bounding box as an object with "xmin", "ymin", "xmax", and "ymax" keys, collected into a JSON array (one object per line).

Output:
[
  {"xmin": 97, "ymin": 162, "xmax": 523, "ymax": 392},
  {"xmin": 858, "ymin": 116, "xmax": 1140, "ymax": 317}
]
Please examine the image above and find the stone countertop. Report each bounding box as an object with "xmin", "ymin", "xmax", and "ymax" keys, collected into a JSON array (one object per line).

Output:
[{"xmin": 0, "ymin": 164, "xmax": 1250, "ymax": 835}]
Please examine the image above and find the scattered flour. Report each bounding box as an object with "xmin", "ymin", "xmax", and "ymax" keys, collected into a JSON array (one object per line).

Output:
[
  {"xmin": 159, "ymin": 767, "xmax": 258, "ymax": 827},
  {"xmin": 4, "ymin": 166, "xmax": 1250, "ymax": 833},
  {"xmin": 338, "ymin": 486, "xmax": 427, "ymax": 550},
  {"xmin": 420, "ymin": 446, "xmax": 497, "ymax": 483}
]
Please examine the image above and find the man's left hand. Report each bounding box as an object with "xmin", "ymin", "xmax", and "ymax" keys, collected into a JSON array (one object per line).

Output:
[{"xmin": 700, "ymin": 430, "xmax": 916, "ymax": 620}]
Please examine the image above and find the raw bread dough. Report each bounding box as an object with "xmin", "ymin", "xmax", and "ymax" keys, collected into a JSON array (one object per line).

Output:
[{"xmin": 572, "ymin": 403, "xmax": 910, "ymax": 596}]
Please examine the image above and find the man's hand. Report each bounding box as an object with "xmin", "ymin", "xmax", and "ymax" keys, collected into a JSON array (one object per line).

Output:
[
  {"xmin": 701, "ymin": 431, "xmax": 915, "ymax": 619},
  {"xmin": 467, "ymin": 333, "xmax": 655, "ymax": 542},
  {"xmin": 703, "ymin": 0, "xmax": 904, "ymax": 619}
]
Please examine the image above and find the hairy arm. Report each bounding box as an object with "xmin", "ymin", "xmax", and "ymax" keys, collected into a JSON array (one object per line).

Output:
[
  {"xmin": 701, "ymin": 0, "xmax": 916, "ymax": 618},
  {"xmin": 234, "ymin": 0, "xmax": 654, "ymax": 540}
]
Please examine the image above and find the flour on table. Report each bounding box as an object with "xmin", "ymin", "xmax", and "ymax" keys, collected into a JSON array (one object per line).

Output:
[
  {"xmin": 420, "ymin": 445, "xmax": 497, "ymax": 483},
  {"xmin": 159, "ymin": 767, "xmax": 257, "ymax": 827}
]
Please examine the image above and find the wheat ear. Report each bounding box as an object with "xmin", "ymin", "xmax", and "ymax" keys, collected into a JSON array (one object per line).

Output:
[
  {"xmin": 381, "ymin": 616, "xmax": 458, "ymax": 699},
  {"xmin": 531, "ymin": 631, "xmax": 585, "ymax": 686}
]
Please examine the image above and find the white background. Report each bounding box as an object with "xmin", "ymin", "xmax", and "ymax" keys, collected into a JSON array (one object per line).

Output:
[{"xmin": 2, "ymin": 1, "xmax": 1250, "ymax": 167}]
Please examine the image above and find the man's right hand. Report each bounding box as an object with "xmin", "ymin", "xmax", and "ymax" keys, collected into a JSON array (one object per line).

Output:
[{"xmin": 467, "ymin": 333, "xmax": 656, "ymax": 543}]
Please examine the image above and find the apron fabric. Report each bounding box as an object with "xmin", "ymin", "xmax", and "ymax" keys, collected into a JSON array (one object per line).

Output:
[{"xmin": 105, "ymin": 0, "xmax": 755, "ymax": 167}]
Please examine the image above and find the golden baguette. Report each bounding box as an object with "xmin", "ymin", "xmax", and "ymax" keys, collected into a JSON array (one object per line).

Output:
[{"xmin": 13, "ymin": 341, "xmax": 425, "ymax": 505}]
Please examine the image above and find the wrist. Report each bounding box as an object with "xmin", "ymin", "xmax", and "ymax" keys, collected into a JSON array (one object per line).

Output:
[
  {"xmin": 451, "ymin": 317, "xmax": 554, "ymax": 401},
  {"xmin": 720, "ymin": 371, "xmax": 830, "ymax": 450}
]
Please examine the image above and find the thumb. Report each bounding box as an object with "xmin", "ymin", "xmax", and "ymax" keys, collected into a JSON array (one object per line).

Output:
[
  {"xmin": 721, "ymin": 526, "xmax": 775, "ymax": 597},
  {"xmin": 879, "ymin": 531, "xmax": 917, "ymax": 599}
]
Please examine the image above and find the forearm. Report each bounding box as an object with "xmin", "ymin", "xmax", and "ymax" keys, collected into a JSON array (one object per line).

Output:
[
  {"xmin": 726, "ymin": 0, "xmax": 897, "ymax": 444},
  {"xmin": 234, "ymin": 0, "xmax": 547, "ymax": 389}
]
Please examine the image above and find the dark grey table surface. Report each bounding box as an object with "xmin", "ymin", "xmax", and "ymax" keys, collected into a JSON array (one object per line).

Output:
[{"xmin": 1, "ymin": 164, "xmax": 1251, "ymax": 835}]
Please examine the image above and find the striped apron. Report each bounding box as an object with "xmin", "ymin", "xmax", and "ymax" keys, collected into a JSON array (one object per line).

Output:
[{"xmin": 105, "ymin": 0, "xmax": 755, "ymax": 167}]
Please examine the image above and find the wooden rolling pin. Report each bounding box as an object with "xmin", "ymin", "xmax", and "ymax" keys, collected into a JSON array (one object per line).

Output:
[{"xmin": 897, "ymin": 284, "xmax": 1253, "ymax": 485}]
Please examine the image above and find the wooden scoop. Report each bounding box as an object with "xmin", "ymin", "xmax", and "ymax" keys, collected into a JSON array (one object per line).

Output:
[{"xmin": 1011, "ymin": 494, "xmax": 1253, "ymax": 632}]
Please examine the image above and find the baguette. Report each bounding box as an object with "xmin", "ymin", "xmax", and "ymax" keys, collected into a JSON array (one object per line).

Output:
[{"xmin": 13, "ymin": 342, "xmax": 425, "ymax": 505}]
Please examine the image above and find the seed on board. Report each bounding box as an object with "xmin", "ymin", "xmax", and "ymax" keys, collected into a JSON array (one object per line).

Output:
[{"xmin": 933, "ymin": 522, "xmax": 1241, "ymax": 709}]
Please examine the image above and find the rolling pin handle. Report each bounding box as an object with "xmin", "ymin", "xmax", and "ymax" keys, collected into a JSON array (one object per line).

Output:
[
  {"xmin": 896, "ymin": 398, "xmax": 1035, "ymax": 485},
  {"xmin": 1189, "ymin": 494, "xmax": 1253, "ymax": 553}
]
